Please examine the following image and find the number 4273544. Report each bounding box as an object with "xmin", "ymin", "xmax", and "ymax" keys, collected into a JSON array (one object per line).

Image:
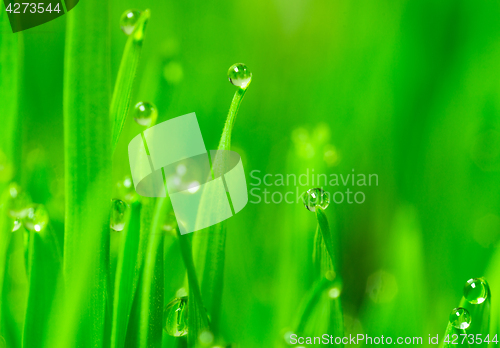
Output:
[{"xmin": 5, "ymin": 3, "xmax": 61, "ymax": 14}]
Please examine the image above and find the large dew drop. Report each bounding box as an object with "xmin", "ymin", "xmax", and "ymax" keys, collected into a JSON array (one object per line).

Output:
[
  {"xmin": 227, "ymin": 63, "xmax": 252, "ymax": 89},
  {"xmin": 134, "ymin": 101, "xmax": 157, "ymax": 127},
  {"xmin": 23, "ymin": 204, "xmax": 49, "ymax": 232},
  {"xmin": 302, "ymin": 188, "xmax": 330, "ymax": 212},
  {"xmin": 120, "ymin": 9, "xmax": 142, "ymax": 35},
  {"xmin": 163, "ymin": 296, "xmax": 188, "ymax": 337},
  {"xmin": 464, "ymin": 278, "xmax": 488, "ymax": 304},
  {"xmin": 449, "ymin": 307, "xmax": 471, "ymax": 330},
  {"xmin": 110, "ymin": 199, "xmax": 128, "ymax": 231}
]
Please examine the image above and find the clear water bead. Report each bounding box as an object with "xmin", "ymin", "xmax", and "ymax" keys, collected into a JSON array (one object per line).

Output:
[
  {"xmin": 449, "ymin": 307, "xmax": 471, "ymax": 330},
  {"xmin": 120, "ymin": 9, "xmax": 142, "ymax": 35},
  {"xmin": 163, "ymin": 296, "xmax": 188, "ymax": 337},
  {"xmin": 23, "ymin": 204, "xmax": 49, "ymax": 232},
  {"xmin": 227, "ymin": 63, "xmax": 252, "ymax": 89},
  {"xmin": 110, "ymin": 199, "xmax": 128, "ymax": 231},
  {"xmin": 302, "ymin": 188, "xmax": 330, "ymax": 212},
  {"xmin": 134, "ymin": 101, "xmax": 157, "ymax": 126},
  {"xmin": 464, "ymin": 278, "xmax": 488, "ymax": 304},
  {"xmin": 7, "ymin": 183, "xmax": 32, "ymax": 219}
]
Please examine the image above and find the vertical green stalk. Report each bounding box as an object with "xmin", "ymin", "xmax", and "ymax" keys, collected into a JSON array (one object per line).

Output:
[
  {"xmin": 0, "ymin": 11, "xmax": 21, "ymax": 347},
  {"xmin": 22, "ymin": 226, "xmax": 62, "ymax": 348},
  {"xmin": 137, "ymin": 197, "xmax": 167, "ymax": 348},
  {"xmin": 0, "ymin": 11, "xmax": 20, "ymax": 177},
  {"xmin": 193, "ymin": 86, "xmax": 249, "ymax": 334},
  {"xmin": 110, "ymin": 10, "xmax": 150, "ymax": 152},
  {"xmin": 178, "ymin": 232, "xmax": 209, "ymax": 347},
  {"xmin": 63, "ymin": 1, "xmax": 111, "ymax": 346}
]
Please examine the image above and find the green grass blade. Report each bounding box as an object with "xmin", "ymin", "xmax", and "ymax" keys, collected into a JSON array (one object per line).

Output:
[
  {"xmin": 137, "ymin": 197, "xmax": 167, "ymax": 348},
  {"xmin": 294, "ymin": 275, "xmax": 334, "ymax": 334},
  {"xmin": 63, "ymin": 0, "xmax": 112, "ymax": 346},
  {"xmin": 192, "ymin": 86, "xmax": 249, "ymax": 334},
  {"xmin": 1, "ymin": 228, "xmax": 27, "ymax": 348},
  {"xmin": 178, "ymin": 232, "xmax": 209, "ymax": 348},
  {"xmin": 22, "ymin": 225, "xmax": 62, "ymax": 348},
  {"xmin": 110, "ymin": 10, "xmax": 150, "ymax": 152},
  {"xmin": 315, "ymin": 208, "xmax": 337, "ymax": 273},
  {"xmin": 0, "ymin": 11, "xmax": 20, "ymax": 177},
  {"xmin": 110, "ymin": 201, "xmax": 142, "ymax": 348}
]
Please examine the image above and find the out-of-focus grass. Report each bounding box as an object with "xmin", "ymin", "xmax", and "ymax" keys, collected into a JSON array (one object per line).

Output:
[
  {"xmin": 3, "ymin": 0, "xmax": 500, "ymax": 347},
  {"xmin": 62, "ymin": 0, "xmax": 112, "ymax": 345}
]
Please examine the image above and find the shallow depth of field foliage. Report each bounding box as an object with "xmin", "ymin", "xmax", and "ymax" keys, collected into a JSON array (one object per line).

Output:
[{"xmin": 2, "ymin": 0, "xmax": 500, "ymax": 347}]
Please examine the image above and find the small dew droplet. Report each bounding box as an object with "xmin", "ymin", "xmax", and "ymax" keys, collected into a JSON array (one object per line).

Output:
[
  {"xmin": 12, "ymin": 218, "xmax": 21, "ymax": 232},
  {"xmin": 302, "ymin": 188, "xmax": 330, "ymax": 212},
  {"xmin": 328, "ymin": 287, "xmax": 341, "ymax": 299},
  {"xmin": 120, "ymin": 9, "xmax": 142, "ymax": 35},
  {"xmin": 199, "ymin": 330, "xmax": 214, "ymax": 345},
  {"xmin": 110, "ymin": 199, "xmax": 128, "ymax": 231},
  {"xmin": 7, "ymin": 183, "xmax": 32, "ymax": 219},
  {"xmin": 162, "ymin": 210, "xmax": 178, "ymax": 234},
  {"xmin": 134, "ymin": 101, "xmax": 157, "ymax": 127},
  {"xmin": 464, "ymin": 278, "xmax": 488, "ymax": 304},
  {"xmin": 449, "ymin": 307, "xmax": 471, "ymax": 330},
  {"xmin": 116, "ymin": 175, "xmax": 136, "ymax": 202},
  {"xmin": 227, "ymin": 63, "xmax": 252, "ymax": 89},
  {"xmin": 23, "ymin": 204, "xmax": 49, "ymax": 232},
  {"xmin": 163, "ymin": 296, "xmax": 188, "ymax": 337}
]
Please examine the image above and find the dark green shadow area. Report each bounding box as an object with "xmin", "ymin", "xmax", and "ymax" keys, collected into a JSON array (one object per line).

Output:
[{"xmin": 3, "ymin": 0, "xmax": 65, "ymax": 33}]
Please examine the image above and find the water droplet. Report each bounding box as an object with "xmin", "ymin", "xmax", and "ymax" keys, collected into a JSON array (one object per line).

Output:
[
  {"xmin": 227, "ymin": 63, "xmax": 252, "ymax": 89},
  {"xmin": 324, "ymin": 144, "xmax": 340, "ymax": 167},
  {"xmin": 283, "ymin": 330, "xmax": 295, "ymax": 345},
  {"xmin": 449, "ymin": 307, "xmax": 471, "ymax": 330},
  {"xmin": 7, "ymin": 183, "xmax": 31, "ymax": 219},
  {"xmin": 116, "ymin": 175, "xmax": 136, "ymax": 202},
  {"xmin": 163, "ymin": 61, "xmax": 184, "ymax": 84},
  {"xmin": 110, "ymin": 199, "xmax": 128, "ymax": 231},
  {"xmin": 11, "ymin": 218, "xmax": 21, "ymax": 232},
  {"xmin": 199, "ymin": 330, "xmax": 214, "ymax": 345},
  {"xmin": 163, "ymin": 296, "xmax": 188, "ymax": 337},
  {"xmin": 302, "ymin": 188, "xmax": 330, "ymax": 212},
  {"xmin": 23, "ymin": 204, "xmax": 49, "ymax": 232},
  {"xmin": 464, "ymin": 278, "xmax": 488, "ymax": 304},
  {"xmin": 134, "ymin": 101, "xmax": 157, "ymax": 127},
  {"xmin": 328, "ymin": 287, "xmax": 341, "ymax": 299},
  {"xmin": 162, "ymin": 210, "xmax": 178, "ymax": 234},
  {"xmin": 120, "ymin": 9, "xmax": 142, "ymax": 35},
  {"xmin": 366, "ymin": 270, "xmax": 398, "ymax": 303}
]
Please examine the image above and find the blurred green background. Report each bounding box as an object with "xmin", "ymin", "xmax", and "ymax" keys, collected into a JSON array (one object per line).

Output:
[{"xmin": 7, "ymin": 0, "xmax": 500, "ymax": 346}]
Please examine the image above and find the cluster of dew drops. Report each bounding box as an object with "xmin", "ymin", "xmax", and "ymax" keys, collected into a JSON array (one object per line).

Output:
[
  {"xmin": 449, "ymin": 278, "xmax": 488, "ymax": 330},
  {"xmin": 3, "ymin": 183, "xmax": 50, "ymax": 235},
  {"xmin": 111, "ymin": 11, "xmax": 252, "ymax": 233}
]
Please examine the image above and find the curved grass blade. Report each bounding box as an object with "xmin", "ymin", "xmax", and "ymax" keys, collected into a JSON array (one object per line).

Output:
[
  {"xmin": 313, "ymin": 208, "xmax": 343, "ymax": 342},
  {"xmin": 22, "ymin": 225, "xmax": 62, "ymax": 348},
  {"xmin": 62, "ymin": 0, "xmax": 112, "ymax": 345},
  {"xmin": 315, "ymin": 207, "xmax": 337, "ymax": 273},
  {"xmin": 111, "ymin": 10, "xmax": 150, "ymax": 152},
  {"xmin": 293, "ymin": 274, "xmax": 335, "ymax": 335},
  {"xmin": 192, "ymin": 86, "xmax": 249, "ymax": 334}
]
